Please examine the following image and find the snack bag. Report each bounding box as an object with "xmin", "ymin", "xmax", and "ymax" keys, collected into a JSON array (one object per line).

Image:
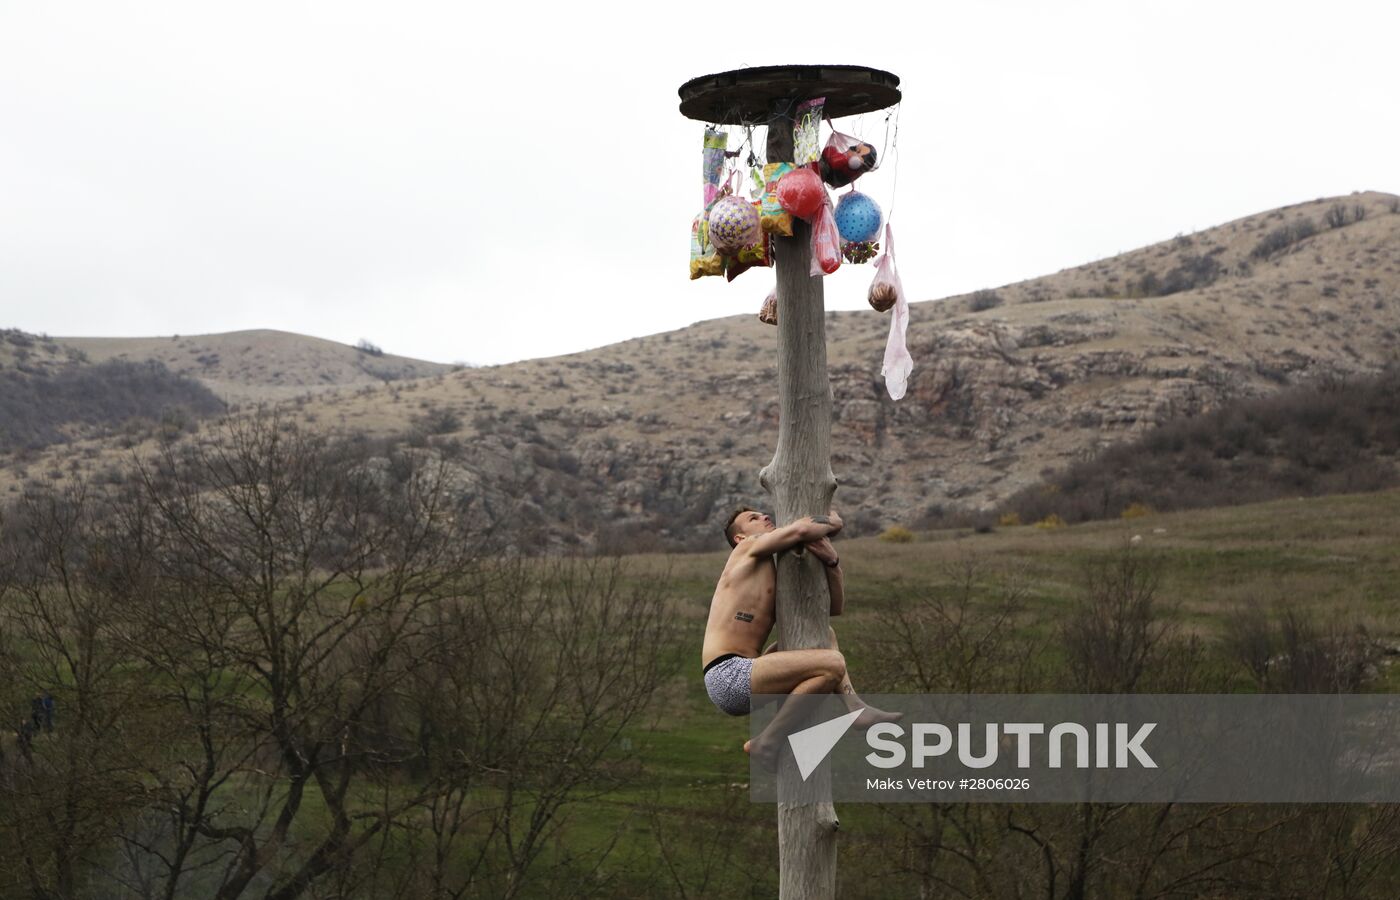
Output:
[
  {"xmin": 689, "ymin": 213, "xmax": 723, "ymax": 279},
  {"xmin": 794, "ymin": 97, "xmax": 825, "ymax": 165},
  {"xmin": 735, "ymin": 219, "xmax": 771, "ymax": 267},
  {"xmin": 809, "ymin": 195, "xmax": 841, "ymax": 277},
  {"xmin": 758, "ymin": 289, "xmax": 777, "ymax": 325},
  {"xmin": 702, "ymin": 128, "xmax": 728, "ymax": 207},
  {"xmin": 871, "ymin": 223, "xmax": 912, "ymax": 400},
  {"xmin": 727, "ymin": 238, "xmax": 770, "ymax": 282},
  {"xmin": 759, "ymin": 162, "xmax": 795, "ymax": 236}
]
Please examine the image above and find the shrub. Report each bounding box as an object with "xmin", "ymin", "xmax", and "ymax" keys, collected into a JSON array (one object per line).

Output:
[
  {"xmin": 879, "ymin": 525, "xmax": 915, "ymax": 543},
  {"xmin": 0, "ymin": 359, "xmax": 224, "ymax": 453},
  {"xmin": 1250, "ymin": 218, "xmax": 1318, "ymax": 260},
  {"xmin": 1156, "ymin": 254, "xmax": 1222, "ymax": 296},
  {"xmin": 1123, "ymin": 270, "xmax": 1158, "ymax": 298},
  {"xmin": 1060, "ymin": 543, "xmax": 1198, "ymax": 692},
  {"xmin": 412, "ymin": 405, "xmax": 463, "ymax": 436},
  {"xmin": 355, "ymin": 338, "xmax": 384, "ymax": 357},
  {"xmin": 1323, "ymin": 203, "xmax": 1367, "ymax": 229},
  {"xmin": 997, "ymin": 512, "xmax": 1022, "ymax": 527},
  {"xmin": 970, "ymin": 290, "xmax": 1003, "ymax": 311},
  {"xmin": 1035, "ymin": 514, "xmax": 1066, "ymax": 529},
  {"xmin": 996, "ymin": 365, "xmax": 1400, "ymax": 526},
  {"xmin": 1224, "ymin": 601, "xmax": 1379, "ymax": 692},
  {"xmin": 1120, "ymin": 502, "xmax": 1153, "ymax": 519}
]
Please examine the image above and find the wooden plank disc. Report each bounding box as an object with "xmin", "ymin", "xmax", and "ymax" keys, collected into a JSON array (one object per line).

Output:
[{"xmin": 678, "ymin": 65, "xmax": 901, "ymax": 125}]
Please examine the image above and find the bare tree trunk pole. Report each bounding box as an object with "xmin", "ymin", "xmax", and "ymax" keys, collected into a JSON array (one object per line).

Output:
[{"xmin": 759, "ymin": 103, "xmax": 840, "ymax": 900}]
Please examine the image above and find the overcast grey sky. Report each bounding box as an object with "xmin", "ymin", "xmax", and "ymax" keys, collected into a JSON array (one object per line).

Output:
[{"xmin": 2, "ymin": 1, "xmax": 1396, "ymax": 366}]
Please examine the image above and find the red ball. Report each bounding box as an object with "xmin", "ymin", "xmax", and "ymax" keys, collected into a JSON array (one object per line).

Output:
[{"xmin": 776, "ymin": 166, "xmax": 826, "ymax": 220}]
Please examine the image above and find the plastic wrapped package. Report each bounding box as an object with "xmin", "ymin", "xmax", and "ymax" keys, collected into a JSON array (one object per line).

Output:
[
  {"xmin": 735, "ymin": 222, "xmax": 770, "ymax": 267},
  {"xmin": 793, "ymin": 97, "xmax": 825, "ymax": 165},
  {"xmin": 726, "ymin": 223, "xmax": 771, "ymax": 283},
  {"xmin": 842, "ymin": 240, "xmax": 879, "ymax": 264},
  {"xmin": 809, "ymin": 195, "xmax": 842, "ymax": 277},
  {"xmin": 758, "ymin": 289, "xmax": 777, "ymax": 325},
  {"xmin": 703, "ymin": 128, "xmax": 728, "ymax": 206},
  {"xmin": 820, "ymin": 130, "xmax": 878, "ymax": 188},
  {"xmin": 759, "ymin": 162, "xmax": 795, "ymax": 236},
  {"xmin": 870, "ymin": 223, "xmax": 912, "ymax": 400},
  {"xmin": 689, "ymin": 214, "xmax": 723, "ymax": 280},
  {"xmin": 868, "ymin": 222, "xmax": 902, "ymax": 311}
]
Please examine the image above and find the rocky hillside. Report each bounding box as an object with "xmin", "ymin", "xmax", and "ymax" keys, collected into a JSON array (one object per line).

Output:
[{"xmin": 7, "ymin": 192, "xmax": 1399, "ymax": 549}]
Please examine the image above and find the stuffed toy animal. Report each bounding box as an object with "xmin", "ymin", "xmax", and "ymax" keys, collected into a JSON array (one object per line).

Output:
[{"xmin": 820, "ymin": 138, "xmax": 878, "ymax": 189}]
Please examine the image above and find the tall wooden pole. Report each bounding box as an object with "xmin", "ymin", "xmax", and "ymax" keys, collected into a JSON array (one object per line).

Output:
[
  {"xmin": 760, "ymin": 103, "xmax": 840, "ymax": 900},
  {"xmin": 679, "ymin": 66, "xmax": 898, "ymax": 899}
]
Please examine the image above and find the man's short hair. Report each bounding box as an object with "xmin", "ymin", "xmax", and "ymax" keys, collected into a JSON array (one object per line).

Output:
[{"xmin": 723, "ymin": 506, "xmax": 758, "ymax": 548}]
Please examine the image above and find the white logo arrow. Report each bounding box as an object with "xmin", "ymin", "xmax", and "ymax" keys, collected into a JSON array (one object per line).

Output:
[{"xmin": 788, "ymin": 709, "xmax": 863, "ymax": 781}]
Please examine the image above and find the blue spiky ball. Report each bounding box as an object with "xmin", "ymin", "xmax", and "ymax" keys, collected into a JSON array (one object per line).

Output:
[{"xmin": 834, "ymin": 192, "xmax": 882, "ymax": 244}]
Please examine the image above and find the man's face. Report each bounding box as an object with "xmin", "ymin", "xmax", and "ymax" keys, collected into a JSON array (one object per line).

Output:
[{"xmin": 734, "ymin": 510, "xmax": 774, "ymax": 542}]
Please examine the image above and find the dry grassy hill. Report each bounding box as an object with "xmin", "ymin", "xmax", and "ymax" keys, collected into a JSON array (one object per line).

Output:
[
  {"xmin": 58, "ymin": 329, "xmax": 454, "ymax": 403},
  {"xmin": 8, "ymin": 192, "xmax": 1399, "ymax": 548}
]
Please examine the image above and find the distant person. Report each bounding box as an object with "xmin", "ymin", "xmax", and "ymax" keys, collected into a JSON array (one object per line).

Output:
[
  {"xmin": 16, "ymin": 720, "xmax": 34, "ymax": 762},
  {"xmin": 41, "ymin": 691, "xmax": 54, "ymax": 732},
  {"xmin": 703, "ymin": 507, "xmax": 900, "ymax": 768},
  {"xmin": 30, "ymin": 695, "xmax": 44, "ymax": 732}
]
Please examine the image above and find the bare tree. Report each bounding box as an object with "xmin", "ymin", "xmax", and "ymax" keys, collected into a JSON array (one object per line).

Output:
[
  {"xmin": 0, "ymin": 484, "xmax": 155, "ymax": 900},
  {"xmin": 0, "ymin": 415, "xmax": 671, "ymax": 899}
]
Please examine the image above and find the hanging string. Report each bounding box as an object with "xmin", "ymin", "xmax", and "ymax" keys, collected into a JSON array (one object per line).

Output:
[
  {"xmin": 883, "ymin": 103, "xmax": 902, "ymax": 221},
  {"xmin": 823, "ymin": 103, "xmax": 901, "ymax": 217}
]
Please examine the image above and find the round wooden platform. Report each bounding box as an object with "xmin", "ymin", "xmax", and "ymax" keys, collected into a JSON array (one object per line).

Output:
[{"xmin": 677, "ymin": 65, "xmax": 901, "ymax": 125}]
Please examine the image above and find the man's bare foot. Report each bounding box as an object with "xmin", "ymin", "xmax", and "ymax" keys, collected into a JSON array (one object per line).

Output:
[
  {"xmin": 743, "ymin": 736, "xmax": 781, "ymax": 771},
  {"xmin": 852, "ymin": 704, "xmax": 904, "ymax": 730}
]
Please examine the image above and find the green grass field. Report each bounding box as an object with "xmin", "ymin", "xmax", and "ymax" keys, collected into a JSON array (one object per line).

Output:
[
  {"xmin": 6, "ymin": 487, "xmax": 1398, "ymax": 897},
  {"xmin": 576, "ymin": 487, "xmax": 1400, "ymax": 895}
]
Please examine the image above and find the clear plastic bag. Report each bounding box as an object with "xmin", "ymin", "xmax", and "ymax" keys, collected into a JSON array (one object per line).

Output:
[
  {"xmin": 868, "ymin": 223, "xmax": 901, "ymax": 311},
  {"xmin": 689, "ymin": 213, "xmax": 723, "ymax": 280},
  {"xmin": 758, "ymin": 289, "xmax": 777, "ymax": 325},
  {"xmin": 702, "ymin": 128, "xmax": 728, "ymax": 206},
  {"xmin": 870, "ymin": 223, "xmax": 912, "ymax": 399},
  {"xmin": 810, "ymin": 195, "xmax": 842, "ymax": 277},
  {"xmin": 793, "ymin": 97, "xmax": 825, "ymax": 165},
  {"xmin": 820, "ymin": 130, "xmax": 878, "ymax": 188}
]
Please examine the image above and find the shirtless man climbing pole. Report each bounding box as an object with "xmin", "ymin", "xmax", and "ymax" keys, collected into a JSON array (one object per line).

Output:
[{"xmin": 702, "ymin": 506, "xmax": 900, "ymax": 767}]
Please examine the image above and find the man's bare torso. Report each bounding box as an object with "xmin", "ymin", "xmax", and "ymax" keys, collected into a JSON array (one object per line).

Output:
[{"xmin": 701, "ymin": 546, "xmax": 776, "ymax": 667}]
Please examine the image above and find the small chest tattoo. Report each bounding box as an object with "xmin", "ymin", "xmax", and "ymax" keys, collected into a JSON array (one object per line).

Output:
[{"xmin": 734, "ymin": 611, "xmax": 755, "ymax": 623}]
